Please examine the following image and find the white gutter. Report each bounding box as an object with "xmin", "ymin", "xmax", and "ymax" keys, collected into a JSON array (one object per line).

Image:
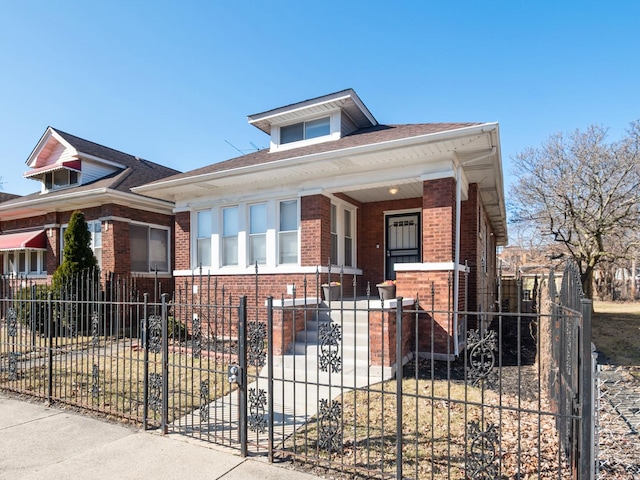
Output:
[{"xmin": 453, "ymin": 147, "xmax": 496, "ymax": 356}]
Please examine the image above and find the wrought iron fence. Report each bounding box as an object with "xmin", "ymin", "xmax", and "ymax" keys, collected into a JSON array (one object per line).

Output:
[{"xmin": 0, "ymin": 265, "xmax": 594, "ymax": 479}]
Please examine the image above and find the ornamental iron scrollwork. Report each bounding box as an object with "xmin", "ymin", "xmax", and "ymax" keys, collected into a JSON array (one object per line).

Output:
[
  {"xmin": 318, "ymin": 322, "xmax": 342, "ymax": 373},
  {"xmin": 247, "ymin": 321, "xmax": 266, "ymax": 368},
  {"xmin": 199, "ymin": 379, "xmax": 209, "ymax": 423},
  {"xmin": 91, "ymin": 364, "xmax": 100, "ymax": 398},
  {"xmin": 91, "ymin": 312, "xmax": 100, "ymax": 346},
  {"xmin": 467, "ymin": 329, "xmax": 497, "ymax": 387},
  {"xmin": 7, "ymin": 307, "xmax": 17, "ymax": 337},
  {"xmin": 248, "ymin": 387, "xmax": 267, "ymax": 433},
  {"xmin": 148, "ymin": 372, "xmax": 163, "ymax": 412},
  {"xmin": 148, "ymin": 315, "xmax": 162, "ymax": 353},
  {"xmin": 318, "ymin": 398, "xmax": 342, "ymax": 452},
  {"xmin": 8, "ymin": 352, "xmax": 19, "ymax": 380},
  {"xmin": 192, "ymin": 316, "xmax": 202, "ymax": 359},
  {"xmin": 466, "ymin": 420, "xmax": 499, "ymax": 479}
]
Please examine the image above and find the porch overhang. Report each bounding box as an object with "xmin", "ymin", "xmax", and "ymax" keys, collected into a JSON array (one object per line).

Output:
[{"xmin": 0, "ymin": 230, "xmax": 47, "ymax": 251}]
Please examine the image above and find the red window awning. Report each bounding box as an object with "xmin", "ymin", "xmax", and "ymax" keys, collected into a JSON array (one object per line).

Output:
[
  {"xmin": 23, "ymin": 160, "xmax": 81, "ymax": 179},
  {"xmin": 0, "ymin": 230, "xmax": 47, "ymax": 251}
]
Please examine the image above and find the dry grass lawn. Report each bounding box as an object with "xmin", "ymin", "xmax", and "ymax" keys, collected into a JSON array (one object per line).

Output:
[{"xmin": 592, "ymin": 301, "xmax": 640, "ymax": 365}]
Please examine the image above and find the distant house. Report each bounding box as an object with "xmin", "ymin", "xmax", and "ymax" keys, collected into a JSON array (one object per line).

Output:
[
  {"xmin": 0, "ymin": 127, "xmax": 180, "ymax": 291},
  {"xmin": 135, "ymin": 89, "xmax": 508, "ymax": 358}
]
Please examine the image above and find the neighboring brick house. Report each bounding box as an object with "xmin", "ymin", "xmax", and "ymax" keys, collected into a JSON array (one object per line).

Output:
[
  {"xmin": 135, "ymin": 89, "xmax": 508, "ymax": 359},
  {"xmin": 0, "ymin": 127, "xmax": 180, "ymax": 293}
]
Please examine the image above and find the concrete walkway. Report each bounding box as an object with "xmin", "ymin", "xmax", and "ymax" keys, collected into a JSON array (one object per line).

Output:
[{"xmin": 0, "ymin": 393, "xmax": 320, "ymax": 480}]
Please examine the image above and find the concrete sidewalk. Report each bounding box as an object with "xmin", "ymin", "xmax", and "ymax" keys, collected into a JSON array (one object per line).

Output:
[{"xmin": 0, "ymin": 393, "xmax": 321, "ymax": 480}]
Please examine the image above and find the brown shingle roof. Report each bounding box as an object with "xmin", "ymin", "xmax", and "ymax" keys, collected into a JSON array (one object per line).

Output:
[{"xmin": 148, "ymin": 122, "xmax": 481, "ymax": 185}]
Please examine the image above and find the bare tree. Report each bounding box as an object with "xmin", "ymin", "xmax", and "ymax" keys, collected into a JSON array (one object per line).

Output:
[{"xmin": 510, "ymin": 122, "xmax": 640, "ymax": 299}]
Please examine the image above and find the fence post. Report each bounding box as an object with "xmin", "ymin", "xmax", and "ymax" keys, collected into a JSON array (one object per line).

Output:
[
  {"xmin": 396, "ymin": 297, "xmax": 404, "ymax": 480},
  {"xmin": 161, "ymin": 293, "xmax": 169, "ymax": 434},
  {"xmin": 142, "ymin": 293, "xmax": 149, "ymax": 430},
  {"xmin": 238, "ymin": 295, "xmax": 248, "ymax": 457},
  {"xmin": 267, "ymin": 295, "xmax": 274, "ymax": 463},
  {"xmin": 580, "ymin": 298, "xmax": 594, "ymax": 480},
  {"xmin": 47, "ymin": 291, "xmax": 53, "ymax": 404}
]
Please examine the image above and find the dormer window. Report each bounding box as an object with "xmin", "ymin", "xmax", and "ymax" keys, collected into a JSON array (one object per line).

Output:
[
  {"xmin": 44, "ymin": 169, "xmax": 79, "ymax": 190},
  {"xmin": 280, "ymin": 117, "xmax": 331, "ymax": 144}
]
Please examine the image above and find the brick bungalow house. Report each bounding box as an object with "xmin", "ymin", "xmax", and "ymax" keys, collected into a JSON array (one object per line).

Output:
[
  {"xmin": 134, "ymin": 89, "xmax": 508, "ymax": 359},
  {"xmin": 0, "ymin": 127, "xmax": 179, "ymax": 294}
]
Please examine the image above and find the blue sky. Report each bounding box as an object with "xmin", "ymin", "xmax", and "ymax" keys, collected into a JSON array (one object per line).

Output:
[{"xmin": 1, "ymin": 1, "xmax": 639, "ymax": 208}]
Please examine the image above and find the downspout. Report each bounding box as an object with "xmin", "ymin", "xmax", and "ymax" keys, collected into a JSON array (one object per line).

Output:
[{"xmin": 454, "ymin": 146, "xmax": 496, "ymax": 356}]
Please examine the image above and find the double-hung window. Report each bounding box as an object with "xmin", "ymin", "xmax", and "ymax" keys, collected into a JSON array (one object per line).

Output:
[
  {"xmin": 130, "ymin": 224, "xmax": 170, "ymax": 273},
  {"xmin": 222, "ymin": 207, "xmax": 239, "ymax": 266},
  {"xmin": 278, "ymin": 200, "xmax": 298, "ymax": 264},
  {"xmin": 329, "ymin": 203, "xmax": 355, "ymax": 267},
  {"xmin": 197, "ymin": 210, "xmax": 212, "ymax": 267},
  {"xmin": 249, "ymin": 203, "xmax": 267, "ymax": 265}
]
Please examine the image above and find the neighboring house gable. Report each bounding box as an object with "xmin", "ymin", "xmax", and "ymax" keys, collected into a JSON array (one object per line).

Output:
[{"xmin": 0, "ymin": 127, "xmax": 180, "ymax": 287}]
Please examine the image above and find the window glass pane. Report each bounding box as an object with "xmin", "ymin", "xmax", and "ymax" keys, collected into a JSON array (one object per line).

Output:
[
  {"xmin": 149, "ymin": 228, "xmax": 169, "ymax": 272},
  {"xmin": 94, "ymin": 248, "xmax": 102, "ymax": 269},
  {"xmin": 130, "ymin": 225, "xmax": 149, "ymax": 272},
  {"xmin": 70, "ymin": 170, "xmax": 78, "ymax": 184},
  {"xmin": 30, "ymin": 251, "xmax": 38, "ymax": 273},
  {"xmin": 197, "ymin": 211, "xmax": 212, "ymax": 237},
  {"xmin": 222, "ymin": 237, "xmax": 238, "ymax": 266},
  {"xmin": 280, "ymin": 122, "xmax": 304, "ymax": 144},
  {"xmin": 18, "ymin": 252, "xmax": 26, "ymax": 272},
  {"xmin": 344, "ymin": 210, "xmax": 352, "ymax": 237},
  {"xmin": 279, "ymin": 231, "xmax": 297, "ymax": 264},
  {"xmin": 279, "ymin": 200, "xmax": 298, "ymax": 232},
  {"xmin": 53, "ymin": 169, "xmax": 68, "ymax": 188},
  {"xmin": 45, "ymin": 173, "xmax": 52, "ymax": 189},
  {"xmin": 305, "ymin": 117, "xmax": 330, "ymax": 139},
  {"xmin": 223, "ymin": 207, "xmax": 238, "ymax": 236},
  {"xmin": 344, "ymin": 238, "xmax": 353, "ymax": 267},
  {"xmin": 250, "ymin": 204, "xmax": 267, "ymax": 234},
  {"xmin": 197, "ymin": 239, "xmax": 211, "ymax": 267},
  {"xmin": 42, "ymin": 251, "xmax": 47, "ymax": 273},
  {"xmin": 91, "ymin": 222, "xmax": 102, "ymax": 247},
  {"xmin": 8, "ymin": 253, "xmax": 15, "ymax": 273},
  {"xmin": 250, "ymin": 235, "xmax": 266, "ymax": 265}
]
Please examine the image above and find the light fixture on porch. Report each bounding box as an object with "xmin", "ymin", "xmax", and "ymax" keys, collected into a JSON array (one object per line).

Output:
[{"xmin": 388, "ymin": 186, "xmax": 398, "ymax": 195}]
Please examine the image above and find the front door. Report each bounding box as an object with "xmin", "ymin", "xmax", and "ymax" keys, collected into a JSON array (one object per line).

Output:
[{"xmin": 385, "ymin": 213, "xmax": 421, "ymax": 280}]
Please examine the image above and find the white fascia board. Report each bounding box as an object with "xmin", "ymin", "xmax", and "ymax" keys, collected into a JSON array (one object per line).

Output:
[
  {"xmin": 248, "ymin": 91, "xmax": 354, "ymax": 124},
  {"xmin": 136, "ymin": 123, "xmax": 498, "ymax": 195}
]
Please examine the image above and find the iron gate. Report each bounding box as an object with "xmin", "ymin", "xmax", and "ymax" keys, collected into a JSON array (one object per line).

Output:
[{"xmin": 1, "ymin": 265, "xmax": 594, "ymax": 479}]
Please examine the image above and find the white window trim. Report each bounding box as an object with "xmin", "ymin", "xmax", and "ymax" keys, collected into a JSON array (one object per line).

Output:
[{"xmin": 269, "ymin": 110, "xmax": 341, "ymax": 152}]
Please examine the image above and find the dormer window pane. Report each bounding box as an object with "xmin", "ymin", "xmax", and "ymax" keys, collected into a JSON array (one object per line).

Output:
[
  {"xmin": 305, "ymin": 117, "xmax": 330, "ymax": 139},
  {"xmin": 281, "ymin": 123, "xmax": 304, "ymax": 144}
]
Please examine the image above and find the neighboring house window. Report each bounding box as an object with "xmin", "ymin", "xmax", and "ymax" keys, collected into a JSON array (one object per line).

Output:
[
  {"xmin": 3, "ymin": 250, "xmax": 45, "ymax": 275},
  {"xmin": 249, "ymin": 203, "xmax": 267, "ymax": 265},
  {"xmin": 329, "ymin": 202, "xmax": 356, "ymax": 267},
  {"xmin": 222, "ymin": 207, "xmax": 239, "ymax": 266},
  {"xmin": 197, "ymin": 210, "xmax": 212, "ymax": 267},
  {"xmin": 278, "ymin": 200, "xmax": 298, "ymax": 264},
  {"xmin": 44, "ymin": 169, "xmax": 78, "ymax": 190},
  {"xmin": 280, "ymin": 117, "xmax": 330, "ymax": 144},
  {"xmin": 130, "ymin": 224, "xmax": 170, "ymax": 273},
  {"xmin": 60, "ymin": 220, "xmax": 102, "ymax": 268}
]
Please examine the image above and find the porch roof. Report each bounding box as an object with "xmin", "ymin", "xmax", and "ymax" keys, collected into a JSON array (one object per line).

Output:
[{"xmin": 0, "ymin": 230, "xmax": 47, "ymax": 251}]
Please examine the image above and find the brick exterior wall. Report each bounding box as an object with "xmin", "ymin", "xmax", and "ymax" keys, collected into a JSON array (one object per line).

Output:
[
  {"xmin": 0, "ymin": 204, "xmax": 175, "ymax": 293},
  {"xmin": 422, "ymin": 177, "xmax": 456, "ymax": 262}
]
